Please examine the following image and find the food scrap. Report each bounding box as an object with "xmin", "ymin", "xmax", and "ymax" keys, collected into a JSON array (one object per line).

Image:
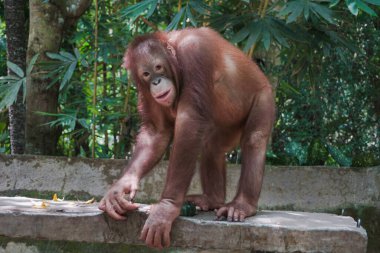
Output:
[
  {"xmin": 84, "ymin": 197, "xmax": 95, "ymax": 204},
  {"xmin": 32, "ymin": 201, "xmax": 49, "ymax": 209}
]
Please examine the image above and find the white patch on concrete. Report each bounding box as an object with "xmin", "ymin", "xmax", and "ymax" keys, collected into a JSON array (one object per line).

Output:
[
  {"xmin": 108, "ymin": 168, "xmax": 120, "ymax": 177},
  {"xmin": 0, "ymin": 242, "xmax": 40, "ymax": 253}
]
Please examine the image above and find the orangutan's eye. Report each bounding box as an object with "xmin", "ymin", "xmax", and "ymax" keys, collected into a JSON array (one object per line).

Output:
[{"xmin": 155, "ymin": 65, "xmax": 162, "ymax": 71}]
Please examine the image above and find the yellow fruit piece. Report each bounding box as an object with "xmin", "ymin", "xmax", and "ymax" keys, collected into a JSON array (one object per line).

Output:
[
  {"xmin": 85, "ymin": 197, "xmax": 95, "ymax": 204},
  {"xmin": 33, "ymin": 201, "xmax": 49, "ymax": 209}
]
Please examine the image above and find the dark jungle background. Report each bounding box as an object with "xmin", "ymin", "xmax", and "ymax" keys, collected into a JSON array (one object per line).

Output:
[{"xmin": 0, "ymin": 0, "xmax": 379, "ymax": 168}]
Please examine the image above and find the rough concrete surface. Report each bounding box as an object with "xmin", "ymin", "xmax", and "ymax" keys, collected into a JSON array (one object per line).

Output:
[
  {"xmin": 0, "ymin": 197, "xmax": 367, "ymax": 253},
  {"xmin": 0, "ymin": 154, "xmax": 379, "ymax": 211},
  {"xmin": 0, "ymin": 242, "xmax": 39, "ymax": 253}
]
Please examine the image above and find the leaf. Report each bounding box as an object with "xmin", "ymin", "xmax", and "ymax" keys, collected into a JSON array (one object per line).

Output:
[
  {"xmin": 326, "ymin": 143, "xmax": 352, "ymax": 167},
  {"xmin": 121, "ymin": 0, "xmax": 158, "ymax": 22},
  {"xmin": 27, "ymin": 54, "xmax": 39, "ymax": 75},
  {"xmin": 356, "ymin": 0, "xmax": 378, "ymax": 16},
  {"xmin": 231, "ymin": 27, "xmax": 250, "ymax": 43},
  {"xmin": 272, "ymin": 31, "xmax": 289, "ymax": 47},
  {"xmin": 78, "ymin": 118, "xmax": 90, "ymax": 130},
  {"xmin": 0, "ymin": 76, "xmax": 19, "ymax": 82},
  {"xmin": 345, "ymin": 0, "xmax": 359, "ymax": 15},
  {"xmin": 262, "ymin": 30, "xmax": 271, "ymax": 50},
  {"xmin": 280, "ymin": 0, "xmax": 335, "ymax": 24},
  {"xmin": 363, "ymin": 0, "xmax": 380, "ymax": 5},
  {"xmin": 279, "ymin": 82, "xmax": 301, "ymax": 95},
  {"xmin": 266, "ymin": 17, "xmax": 292, "ymax": 47},
  {"xmin": 81, "ymin": 58, "xmax": 89, "ymax": 68},
  {"xmin": 243, "ymin": 22, "xmax": 263, "ymax": 52},
  {"xmin": 60, "ymin": 62, "xmax": 77, "ymax": 90},
  {"xmin": 0, "ymin": 79, "xmax": 24, "ymax": 109},
  {"xmin": 146, "ymin": 0, "xmax": 158, "ymax": 18},
  {"xmin": 330, "ymin": 0, "xmax": 341, "ymax": 7},
  {"xmin": 234, "ymin": 16, "xmax": 300, "ymax": 51},
  {"xmin": 43, "ymin": 50, "xmax": 80, "ymax": 90},
  {"xmin": 46, "ymin": 52, "xmax": 70, "ymax": 62},
  {"xmin": 325, "ymin": 30, "xmax": 359, "ymax": 52},
  {"xmin": 304, "ymin": 4, "xmax": 310, "ymax": 20},
  {"xmin": 7, "ymin": 61, "xmax": 24, "ymax": 78},
  {"xmin": 307, "ymin": 139, "xmax": 329, "ymax": 165},
  {"xmin": 271, "ymin": 18, "xmax": 306, "ymax": 42},
  {"xmin": 47, "ymin": 75, "xmax": 61, "ymax": 90},
  {"xmin": 279, "ymin": 2, "xmax": 297, "ymax": 17},
  {"xmin": 166, "ymin": 8, "xmax": 185, "ymax": 31},
  {"xmin": 286, "ymin": 3, "xmax": 304, "ymax": 23},
  {"xmin": 60, "ymin": 51, "xmax": 76, "ymax": 61},
  {"xmin": 74, "ymin": 48, "xmax": 81, "ymax": 59},
  {"xmin": 310, "ymin": 2, "xmax": 335, "ymax": 23},
  {"xmin": 186, "ymin": 6, "xmax": 197, "ymax": 27},
  {"xmin": 182, "ymin": 8, "xmax": 188, "ymax": 29},
  {"xmin": 189, "ymin": 0, "xmax": 212, "ymax": 15},
  {"xmin": 36, "ymin": 112, "xmax": 78, "ymax": 130},
  {"xmin": 285, "ymin": 141, "xmax": 307, "ymax": 165}
]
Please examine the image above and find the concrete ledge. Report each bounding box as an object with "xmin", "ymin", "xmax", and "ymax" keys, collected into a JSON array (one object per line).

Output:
[
  {"xmin": 1, "ymin": 155, "xmax": 379, "ymax": 211},
  {"xmin": 0, "ymin": 197, "xmax": 367, "ymax": 252}
]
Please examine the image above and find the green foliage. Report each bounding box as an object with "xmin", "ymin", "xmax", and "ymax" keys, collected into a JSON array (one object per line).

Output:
[
  {"xmin": 120, "ymin": 0, "xmax": 158, "ymax": 22},
  {"xmin": 166, "ymin": 1, "xmax": 212, "ymax": 30},
  {"xmin": 0, "ymin": 19, "xmax": 7, "ymax": 76},
  {"xmin": 280, "ymin": 0, "xmax": 335, "ymax": 24},
  {"xmin": 0, "ymin": 54, "xmax": 38, "ymax": 109},
  {"xmin": 0, "ymin": 0, "xmax": 378, "ymax": 166},
  {"xmin": 43, "ymin": 49, "xmax": 87, "ymax": 91},
  {"xmin": 36, "ymin": 111, "xmax": 90, "ymax": 133},
  {"xmin": 285, "ymin": 141, "xmax": 308, "ymax": 165},
  {"xmin": 326, "ymin": 143, "xmax": 352, "ymax": 166},
  {"xmin": 271, "ymin": 10, "xmax": 380, "ymax": 167},
  {"xmin": 231, "ymin": 16, "xmax": 302, "ymax": 51},
  {"xmin": 0, "ymin": 119, "xmax": 10, "ymax": 153},
  {"xmin": 331, "ymin": 0, "xmax": 380, "ymax": 16},
  {"xmin": 307, "ymin": 139, "xmax": 329, "ymax": 165}
]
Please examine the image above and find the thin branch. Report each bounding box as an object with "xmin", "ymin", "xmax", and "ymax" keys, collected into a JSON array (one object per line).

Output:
[
  {"xmin": 260, "ymin": 0, "xmax": 269, "ymax": 18},
  {"xmin": 135, "ymin": 15, "xmax": 158, "ymax": 31},
  {"xmin": 257, "ymin": 0, "xmax": 264, "ymax": 16},
  {"xmin": 178, "ymin": 0, "xmax": 182, "ymax": 12},
  {"xmin": 248, "ymin": 44, "xmax": 257, "ymax": 58}
]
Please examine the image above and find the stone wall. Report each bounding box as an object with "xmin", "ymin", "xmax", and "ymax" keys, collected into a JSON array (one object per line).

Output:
[
  {"xmin": 1, "ymin": 154, "xmax": 379, "ymax": 211},
  {"xmin": 0, "ymin": 154, "xmax": 378, "ymax": 252}
]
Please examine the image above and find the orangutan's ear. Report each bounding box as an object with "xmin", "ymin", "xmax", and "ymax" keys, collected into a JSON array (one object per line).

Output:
[{"xmin": 166, "ymin": 44, "xmax": 176, "ymax": 57}]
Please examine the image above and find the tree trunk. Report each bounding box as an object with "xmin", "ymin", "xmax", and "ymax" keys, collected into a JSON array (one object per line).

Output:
[
  {"xmin": 4, "ymin": 0, "xmax": 27, "ymax": 154},
  {"xmin": 25, "ymin": 0, "xmax": 91, "ymax": 155}
]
